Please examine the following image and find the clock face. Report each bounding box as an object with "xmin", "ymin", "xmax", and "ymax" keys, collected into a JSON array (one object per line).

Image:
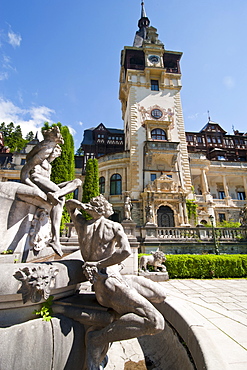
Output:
[
  {"xmin": 151, "ymin": 109, "xmax": 163, "ymax": 119},
  {"xmin": 149, "ymin": 55, "xmax": 160, "ymax": 64}
]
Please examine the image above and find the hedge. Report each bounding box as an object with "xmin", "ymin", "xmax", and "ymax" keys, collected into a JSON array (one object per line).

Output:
[{"xmin": 138, "ymin": 254, "xmax": 247, "ymax": 279}]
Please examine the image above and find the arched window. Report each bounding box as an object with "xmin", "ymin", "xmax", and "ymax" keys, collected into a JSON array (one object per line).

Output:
[
  {"xmin": 110, "ymin": 174, "xmax": 122, "ymax": 195},
  {"xmin": 151, "ymin": 128, "xmax": 167, "ymax": 141},
  {"xmin": 99, "ymin": 176, "xmax": 105, "ymax": 194}
]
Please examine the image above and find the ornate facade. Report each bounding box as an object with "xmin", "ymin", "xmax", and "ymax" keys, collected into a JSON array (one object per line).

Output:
[{"xmin": 97, "ymin": 3, "xmax": 247, "ymax": 228}]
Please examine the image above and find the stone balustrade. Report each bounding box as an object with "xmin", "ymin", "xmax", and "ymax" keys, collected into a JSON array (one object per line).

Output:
[{"xmin": 141, "ymin": 226, "xmax": 247, "ymax": 241}]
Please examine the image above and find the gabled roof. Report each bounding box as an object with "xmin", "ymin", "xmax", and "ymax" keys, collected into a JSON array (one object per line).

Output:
[
  {"xmin": 81, "ymin": 124, "xmax": 124, "ymax": 146},
  {"xmin": 198, "ymin": 121, "xmax": 227, "ymax": 134}
]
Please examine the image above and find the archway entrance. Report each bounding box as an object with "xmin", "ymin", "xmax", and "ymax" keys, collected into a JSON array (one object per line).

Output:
[{"xmin": 157, "ymin": 206, "xmax": 175, "ymax": 227}]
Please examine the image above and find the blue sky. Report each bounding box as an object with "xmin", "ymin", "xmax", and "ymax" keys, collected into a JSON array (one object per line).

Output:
[{"xmin": 1, "ymin": 0, "xmax": 247, "ymax": 150}]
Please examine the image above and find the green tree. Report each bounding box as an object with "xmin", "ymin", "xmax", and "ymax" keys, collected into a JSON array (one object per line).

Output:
[
  {"xmin": 25, "ymin": 131, "xmax": 35, "ymax": 141},
  {"xmin": 42, "ymin": 122, "xmax": 75, "ymax": 231},
  {"xmin": 82, "ymin": 158, "xmax": 100, "ymax": 202},
  {"xmin": 0, "ymin": 122, "xmax": 28, "ymax": 152},
  {"xmin": 82, "ymin": 158, "xmax": 100, "ymax": 219}
]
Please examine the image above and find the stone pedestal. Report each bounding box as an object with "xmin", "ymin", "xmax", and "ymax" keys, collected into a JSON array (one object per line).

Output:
[
  {"xmin": 138, "ymin": 271, "xmax": 169, "ymax": 282},
  {"xmin": 121, "ymin": 220, "xmax": 139, "ymax": 275}
]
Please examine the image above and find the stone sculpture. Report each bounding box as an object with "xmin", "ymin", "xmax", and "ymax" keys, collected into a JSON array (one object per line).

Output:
[
  {"xmin": 65, "ymin": 195, "xmax": 166, "ymax": 370},
  {"xmin": 29, "ymin": 208, "xmax": 50, "ymax": 252},
  {"xmin": 124, "ymin": 194, "xmax": 132, "ymax": 220},
  {"xmin": 20, "ymin": 126, "xmax": 82, "ymax": 256},
  {"xmin": 139, "ymin": 249, "xmax": 167, "ymax": 273},
  {"xmin": 13, "ymin": 265, "xmax": 59, "ymax": 303},
  {"xmin": 240, "ymin": 206, "xmax": 247, "ymax": 227},
  {"xmin": 145, "ymin": 202, "xmax": 154, "ymax": 224}
]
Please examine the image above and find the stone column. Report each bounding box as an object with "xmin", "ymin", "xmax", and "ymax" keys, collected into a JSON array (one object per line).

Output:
[
  {"xmin": 183, "ymin": 201, "xmax": 189, "ymax": 225},
  {"xmin": 179, "ymin": 201, "xmax": 185, "ymax": 225},
  {"xmin": 222, "ymin": 175, "xmax": 230, "ymax": 198},
  {"xmin": 201, "ymin": 169, "xmax": 209, "ymax": 194},
  {"xmin": 243, "ymin": 176, "xmax": 247, "ymax": 198},
  {"xmin": 104, "ymin": 171, "xmax": 109, "ymax": 198}
]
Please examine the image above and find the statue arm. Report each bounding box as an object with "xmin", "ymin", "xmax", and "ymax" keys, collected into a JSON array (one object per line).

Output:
[
  {"xmin": 65, "ymin": 199, "xmax": 89, "ymax": 219},
  {"xmin": 97, "ymin": 225, "xmax": 131, "ymax": 269}
]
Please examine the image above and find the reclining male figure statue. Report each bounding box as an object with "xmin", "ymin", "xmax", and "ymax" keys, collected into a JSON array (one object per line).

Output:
[
  {"xmin": 66, "ymin": 195, "xmax": 166, "ymax": 370},
  {"xmin": 20, "ymin": 126, "xmax": 82, "ymax": 256}
]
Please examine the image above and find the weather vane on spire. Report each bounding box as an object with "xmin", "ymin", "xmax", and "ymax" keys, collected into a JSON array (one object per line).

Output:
[
  {"xmin": 141, "ymin": 2, "xmax": 147, "ymax": 18},
  {"xmin": 133, "ymin": 1, "xmax": 150, "ymax": 47},
  {"xmin": 207, "ymin": 110, "xmax": 211, "ymax": 121}
]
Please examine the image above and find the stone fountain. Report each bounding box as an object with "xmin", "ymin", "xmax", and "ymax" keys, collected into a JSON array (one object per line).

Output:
[{"xmin": 0, "ymin": 127, "xmax": 228, "ymax": 370}]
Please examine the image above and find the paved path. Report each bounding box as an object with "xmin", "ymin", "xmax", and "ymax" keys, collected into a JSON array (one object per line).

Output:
[{"xmin": 160, "ymin": 279, "xmax": 247, "ymax": 370}]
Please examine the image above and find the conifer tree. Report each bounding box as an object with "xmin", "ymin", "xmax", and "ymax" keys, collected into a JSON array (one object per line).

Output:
[
  {"xmin": 82, "ymin": 158, "xmax": 100, "ymax": 202},
  {"xmin": 82, "ymin": 158, "xmax": 100, "ymax": 219},
  {"xmin": 0, "ymin": 122, "xmax": 31, "ymax": 152}
]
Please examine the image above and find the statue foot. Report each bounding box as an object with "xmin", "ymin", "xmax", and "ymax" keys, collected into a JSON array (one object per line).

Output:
[
  {"xmin": 86, "ymin": 330, "xmax": 109, "ymax": 370},
  {"xmin": 49, "ymin": 242, "xmax": 63, "ymax": 257},
  {"xmin": 47, "ymin": 192, "xmax": 59, "ymax": 206}
]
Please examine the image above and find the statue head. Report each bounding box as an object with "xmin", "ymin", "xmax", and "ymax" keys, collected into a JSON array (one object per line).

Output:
[
  {"xmin": 14, "ymin": 265, "xmax": 59, "ymax": 303},
  {"xmin": 86, "ymin": 195, "xmax": 114, "ymax": 219},
  {"xmin": 43, "ymin": 126, "xmax": 64, "ymax": 145}
]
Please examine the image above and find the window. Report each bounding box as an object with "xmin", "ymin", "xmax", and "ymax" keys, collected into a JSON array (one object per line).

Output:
[
  {"xmin": 237, "ymin": 192, "xmax": 245, "ymax": 200},
  {"xmin": 151, "ymin": 174, "xmax": 157, "ymax": 182},
  {"xmin": 151, "ymin": 80, "xmax": 159, "ymax": 91},
  {"xmin": 151, "ymin": 128, "xmax": 167, "ymax": 140},
  {"xmin": 187, "ymin": 135, "xmax": 193, "ymax": 142},
  {"xmin": 217, "ymin": 156, "xmax": 225, "ymax": 161},
  {"xmin": 219, "ymin": 213, "xmax": 226, "ymax": 222},
  {"xmin": 218, "ymin": 191, "xmax": 225, "ymax": 199},
  {"xmin": 21, "ymin": 159, "xmax": 26, "ymax": 165},
  {"xmin": 110, "ymin": 174, "xmax": 122, "ymax": 195},
  {"xmin": 217, "ymin": 137, "xmax": 222, "ymax": 143},
  {"xmin": 207, "ymin": 136, "xmax": 211, "ymax": 143},
  {"xmin": 197, "ymin": 136, "xmax": 202, "ymax": 143},
  {"xmin": 99, "ymin": 176, "xmax": 105, "ymax": 194},
  {"xmin": 151, "ymin": 109, "xmax": 163, "ymax": 119}
]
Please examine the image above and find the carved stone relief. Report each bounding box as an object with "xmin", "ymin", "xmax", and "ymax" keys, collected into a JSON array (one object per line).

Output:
[
  {"xmin": 14, "ymin": 265, "xmax": 59, "ymax": 303},
  {"xmin": 29, "ymin": 208, "xmax": 51, "ymax": 252}
]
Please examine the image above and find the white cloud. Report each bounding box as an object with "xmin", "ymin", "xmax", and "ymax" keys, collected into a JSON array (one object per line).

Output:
[
  {"xmin": 188, "ymin": 112, "xmax": 200, "ymax": 120},
  {"xmin": 0, "ymin": 27, "xmax": 21, "ymax": 79},
  {"xmin": 0, "ymin": 97, "xmax": 55, "ymax": 138},
  {"xmin": 223, "ymin": 76, "xmax": 235, "ymax": 89},
  {"xmin": 0, "ymin": 71, "xmax": 8, "ymax": 80},
  {"xmin": 8, "ymin": 31, "xmax": 22, "ymax": 48},
  {"xmin": 78, "ymin": 121, "xmax": 83, "ymax": 126},
  {"xmin": 68, "ymin": 125, "xmax": 76, "ymax": 136},
  {"xmin": 29, "ymin": 106, "xmax": 55, "ymax": 123}
]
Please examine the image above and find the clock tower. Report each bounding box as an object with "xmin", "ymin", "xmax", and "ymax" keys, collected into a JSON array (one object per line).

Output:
[{"xmin": 119, "ymin": 2, "xmax": 192, "ymax": 226}]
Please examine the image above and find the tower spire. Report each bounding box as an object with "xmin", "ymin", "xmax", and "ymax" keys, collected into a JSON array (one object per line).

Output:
[
  {"xmin": 141, "ymin": 2, "xmax": 147, "ymax": 18},
  {"xmin": 133, "ymin": 2, "xmax": 150, "ymax": 47}
]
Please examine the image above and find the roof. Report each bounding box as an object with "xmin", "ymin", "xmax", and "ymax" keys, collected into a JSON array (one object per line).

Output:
[
  {"xmin": 199, "ymin": 121, "xmax": 227, "ymax": 134},
  {"xmin": 81, "ymin": 125, "xmax": 124, "ymax": 146}
]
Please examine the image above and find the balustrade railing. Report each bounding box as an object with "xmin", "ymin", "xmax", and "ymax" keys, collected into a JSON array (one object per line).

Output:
[{"xmin": 141, "ymin": 227, "xmax": 247, "ymax": 241}]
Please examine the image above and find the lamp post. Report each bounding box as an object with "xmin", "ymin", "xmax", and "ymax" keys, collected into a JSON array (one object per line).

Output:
[{"xmin": 209, "ymin": 215, "xmax": 219, "ymax": 255}]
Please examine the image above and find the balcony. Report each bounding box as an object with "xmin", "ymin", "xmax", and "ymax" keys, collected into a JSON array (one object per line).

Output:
[{"xmin": 144, "ymin": 141, "xmax": 179, "ymax": 154}]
